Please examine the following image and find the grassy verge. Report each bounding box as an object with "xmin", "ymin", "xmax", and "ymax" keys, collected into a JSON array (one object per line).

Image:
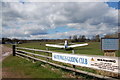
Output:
[
  {"xmin": 2, "ymin": 55, "xmax": 62, "ymax": 78},
  {"xmin": 2, "ymin": 55, "xmax": 99, "ymax": 79}
]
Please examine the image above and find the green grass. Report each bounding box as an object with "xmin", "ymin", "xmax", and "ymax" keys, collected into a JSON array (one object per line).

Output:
[
  {"xmin": 3, "ymin": 44, "xmax": 12, "ymax": 48},
  {"xmin": 14, "ymin": 42, "xmax": 119, "ymax": 76},
  {"xmin": 2, "ymin": 55, "xmax": 62, "ymax": 78},
  {"xmin": 17, "ymin": 42, "xmax": 119, "ymax": 57},
  {"xmin": 2, "ymin": 55, "xmax": 98, "ymax": 79},
  {"xmin": 2, "ymin": 42, "xmax": 119, "ymax": 79}
]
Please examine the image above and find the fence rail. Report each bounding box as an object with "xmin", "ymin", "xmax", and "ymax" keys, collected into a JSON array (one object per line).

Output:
[
  {"xmin": 14, "ymin": 45, "xmax": 119, "ymax": 80},
  {"xmin": 16, "ymin": 47, "xmax": 53, "ymax": 53},
  {"xmin": 17, "ymin": 50, "xmax": 52, "ymax": 59}
]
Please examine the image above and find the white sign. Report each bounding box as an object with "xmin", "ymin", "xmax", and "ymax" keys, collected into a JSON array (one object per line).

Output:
[{"xmin": 52, "ymin": 53, "xmax": 120, "ymax": 73}]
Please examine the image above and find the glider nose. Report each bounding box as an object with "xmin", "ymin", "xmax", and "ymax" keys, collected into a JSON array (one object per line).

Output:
[{"xmin": 65, "ymin": 45, "xmax": 67, "ymax": 49}]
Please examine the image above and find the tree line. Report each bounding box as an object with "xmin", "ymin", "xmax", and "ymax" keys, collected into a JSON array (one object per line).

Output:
[
  {"xmin": 69, "ymin": 34, "xmax": 100, "ymax": 42},
  {"xmin": 1, "ymin": 32, "xmax": 119, "ymax": 44},
  {"xmin": 69, "ymin": 32, "xmax": 119, "ymax": 42}
]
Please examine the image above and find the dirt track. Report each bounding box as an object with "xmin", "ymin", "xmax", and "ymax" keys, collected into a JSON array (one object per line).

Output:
[
  {"xmin": 0, "ymin": 45, "xmax": 12, "ymax": 61},
  {"xmin": 0, "ymin": 45, "xmax": 12, "ymax": 79},
  {"xmin": 1, "ymin": 45, "xmax": 30, "ymax": 78}
]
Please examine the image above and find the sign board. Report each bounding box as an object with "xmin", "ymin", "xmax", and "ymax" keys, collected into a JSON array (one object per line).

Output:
[
  {"xmin": 101, "ymin": 38, "xmax": 119, "ymax": 51},
  {"xmin": 52, "ymin": 53, "xmax": 120, "ymax": 73}
]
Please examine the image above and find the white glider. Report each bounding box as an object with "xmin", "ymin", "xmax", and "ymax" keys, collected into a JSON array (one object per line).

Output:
[{"xmin": 46, "ymin": 40, "xmax": 88, "ymax": 49}]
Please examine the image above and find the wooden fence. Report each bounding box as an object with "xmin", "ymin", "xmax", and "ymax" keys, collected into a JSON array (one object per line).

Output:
[{"xmin": 13, "ymin": 45, "xmax": 119, "ymax": 80}]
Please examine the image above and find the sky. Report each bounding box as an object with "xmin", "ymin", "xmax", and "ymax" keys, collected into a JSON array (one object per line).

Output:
[{"xmin": 1, "ymin": 0, "xmax": 120, "ymax": 39}]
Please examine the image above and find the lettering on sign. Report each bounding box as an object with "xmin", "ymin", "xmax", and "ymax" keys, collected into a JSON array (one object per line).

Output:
[
  {"xmin": 52, "ymin": 53, "xmax": 120, "ymax": 73},
  {"xmin": 54, "ymin": 54, "xmax": 88, "ymax": 65},
  {"xmin": 91, "ymin": 58, "xmax": 119, "ymax": 72}
]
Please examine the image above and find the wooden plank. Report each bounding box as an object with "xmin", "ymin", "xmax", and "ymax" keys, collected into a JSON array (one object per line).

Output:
[
  {"xmin": 16, "ymin": 50, "xmax": 52, "ymax": 59},
  {"xmin": 16, "ymin": 47, "xmax": 119, "ymax": 59},
  {"xmin": 16, "ymin": 47, "xmax": 53, "ymax": 53},
  {"xmin": 16, "ymin": 52, "xmax": 48, "ymax": 63}
]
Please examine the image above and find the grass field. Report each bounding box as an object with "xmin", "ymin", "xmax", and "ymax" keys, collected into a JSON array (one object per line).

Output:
[
  {"xmin": 16, "ymin": 42, "xmax": 119, "ymax": 57},
  {"xmin": 2, "ymin": 55, "xmax": 98, "ymax": 79},
  {"xmin": 2, "ymin": 55, "xmax": 62, "ymax": 78},
  {"xmin": 3, "ymin": 42, "xmax": 119, "ymax": 79}
]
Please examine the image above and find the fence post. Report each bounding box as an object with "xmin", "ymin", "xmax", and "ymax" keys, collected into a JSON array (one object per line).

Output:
[
  {"xmin": 72, "ymin": 50, "xmax": 76, "ymax": 76},
  {"xmin": 46, "ymin": 47, "xmax": 48, "ymax": 51},
  {"xmin": 46, "ymin": 48, "xmax": 49, "ymax": 62},
  {"xmin": 32, "ymin": 48, "xmax": 36, "ymax": 63},
  {"xmin": 13, "ymin": 44, "xmax": 16, "ymax": 56}
]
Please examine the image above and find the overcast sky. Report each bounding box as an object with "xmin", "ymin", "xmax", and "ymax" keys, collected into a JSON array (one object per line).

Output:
[{"xmin": 1, "ymin": 1, "xmax": 119, "ymax": 39}]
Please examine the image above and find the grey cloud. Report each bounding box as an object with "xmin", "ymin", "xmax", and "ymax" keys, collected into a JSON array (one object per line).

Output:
[{"xmin": 2, "ymin": 2, "xmax": 118, "ymax": 39}]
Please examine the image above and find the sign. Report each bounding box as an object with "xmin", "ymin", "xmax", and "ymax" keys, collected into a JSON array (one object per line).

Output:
[
  {"xmin": 52, "ymin": 53, "xmax": 89, "ymax": 67},
  {"xmin": 52, "ymin": 53, "xmax": 120, "ymax": 73},
  {"xmin": 90, "ymin": 57, "xmax": 119, "ymax": 73},
  {"xmin": 101, "ymin": 38, "xmax": 119, "ymax": 51}
]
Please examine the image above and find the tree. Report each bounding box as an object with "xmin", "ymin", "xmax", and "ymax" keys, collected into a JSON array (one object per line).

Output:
[
  {"xmin": 2, "ymin": 38, "xmax": 12, "ymax": 44},
  {"xmin": 118, "ymin": 32, "xmax": 120, "ymax": 39},
  {"xmin": 72, "ymin": 35, "xmax": 78, "ymax": 42},
  {"xmin": 104, "ymin": 34, "xmax": 113, "ymax": 38},
  {"xmin": 95, "ymin": 35, "xmax": 100, "ymax": 42},
  {"xmin": 81, "ymin": 35, "xmax": 86, "ymax": 42},
  {"xmin": 12, "ymin": 38, "xmax": 19, "ymax": 43},
  {"xmin": 69, "ymin": 36, "xmax": 72, "ymax": 40},
  {"xmin": 78, "ymin": 35, "xmax": 82, "ymax": 42}
]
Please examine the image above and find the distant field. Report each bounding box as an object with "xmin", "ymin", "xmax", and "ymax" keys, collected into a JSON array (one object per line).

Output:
[{"xmin": 17, "ymin": 42, "xmax": 119, "ymax": 57}]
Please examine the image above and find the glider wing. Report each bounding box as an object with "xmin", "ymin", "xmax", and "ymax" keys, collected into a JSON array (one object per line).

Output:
[
  {"xmin": 46, "ymin": 44, "xmax": 64, "ymax": 48},
  {"xmin": 68, "ymin": 43, "xmax": 88, "ymax": 48}
]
